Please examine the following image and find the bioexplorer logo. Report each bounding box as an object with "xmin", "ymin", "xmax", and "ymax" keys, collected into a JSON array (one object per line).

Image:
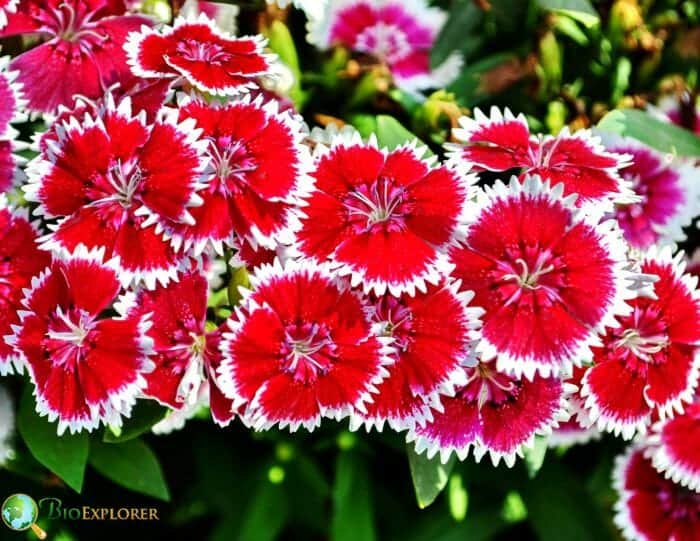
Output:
[
  {"xmin": 2, "ymin": 494, "xmax": 160, "ymax": 538},
  {"xmin": 1, "ymin": 494, "xmax": 47, "ymax": 539}
]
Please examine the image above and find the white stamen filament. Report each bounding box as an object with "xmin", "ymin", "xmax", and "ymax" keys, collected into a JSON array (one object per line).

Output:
[{"xmin": 616, "ymin": 328, "xmax": 669, "ymax": 361}]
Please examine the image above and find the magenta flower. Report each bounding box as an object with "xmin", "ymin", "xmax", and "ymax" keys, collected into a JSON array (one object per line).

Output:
[
  {"xmin": 407, "ymin": 359, "xmax": 569, "ymax": 466},
  {"xmin": 447, "ymin": 107, "xmax": 634, "ymax": 208},
  {"xmin": 582, "ymin": 249, "xmax": 700, "ymax": 439},
  {"xmin": 0, "ymin": 55, "xmax": 26, "ymax": 193},
  {"xmin": 126, "ymin": 14, "xmax": 273, "ymax": 97},
  {"xmin": 654, "ymin": 95, "xmax": 700, "ymax": 136},
  {"xmin": 614, "ymin": 446, "xmax": 700, "ymax": 541},
  {"xmin": 450, "ymin": 176, "xmax": 635, "ymax": 380},
  {"xmin": 601, "ymin": 135, "xmax": 700, "ymax": 250},
  {"xmin": 128, "ymin": 271, "xmax": 235, "ymax": 426},
  {"xmin": 169, "ymin": 95, "xmax": 310, "ymax": 255},
  {"xmin": 25, "ymin": 96, "xmax": 208, "ymax": 288},
  {"xmin": 1, "ymin": 0, "xmax": 150, "ymax": 114},
  {"xmin": 309, "ymin": 0, "xmax": 461, "ymax": 93},
  {"xmin": 296, "ymin": 132, "xmax": 472, "ymax": 297},
  {"xmin": 8, "ymin": 247, "xmax": 153, "ymax": 434},
  {"xmin": 0, "ymin": 196, "xmax": 51, "ymax": 374},
  {"xmin": 219, "ymin": 260, "xmax": 391, "ymax": 431},
  {"xmin": 350, "ymin": 282, "xmax": 483, "ymax": 431}
]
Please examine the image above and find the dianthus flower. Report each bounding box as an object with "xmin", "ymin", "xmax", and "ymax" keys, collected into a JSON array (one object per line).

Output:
[
  {"xmin": 450, "ymin": 176, "xmax": 635, "ymax": 379},
  {"xmin": 582, "ymin": 248, "xmax": 700, "ymax": 439},
  {"xmin": 219, "ymin": 260, "xmax": 391, "ymax": 431},
  {"xmin": 447, "ymin": 107, "xmax": 634, "ymax": 207},
  {"xmin": 8, "ymin": 247, "xmax": 153, "ymax": 434}
]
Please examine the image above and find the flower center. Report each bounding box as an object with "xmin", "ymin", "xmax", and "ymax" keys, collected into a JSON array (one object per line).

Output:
[
  {"xmin": 459, "ymin": 364, "xmax": 518, "ymax": 408},
  {"xmin": 657, "ymin": 484, "xmax": 700, "ymax": 520},
  {"xmin": 101, "ymin": 160, "xmax": 144, "ymax": 209},
  {"xmin": 343, "ymin": 178, "xmax": 408, "ymax": 233},
  {"xmin": 496, "ymin": 247, "xmax": 564, "ymax": 306},
  {"xmin": 613, "ymin": 306, "xmax": 670, "ymax": 368},
  {"xmin": 45, "ymin": 306, "xmax": 96, "ymax": 369},
  {"xmin": 280, "ymin": 322, "xmax": 337, "ymax": 385},
  {"xmin": 372, "ymin": 296, "xmax": 412, "ymax": 351},
  {"xmin": 45, "ymin": 2, "xmax": 104, "ymax": 43},
  {"xmin": 355, "ymin": 23, "xmax": 411, "ymax": 64},
  {"xmin": 207, "ymin": 138, "xmax": 257, "ymax": 194},
  {"xmin": 176, "ymin": 332, "xmax": 209, "ymax": 405},
  {"xmin": 175, "ymin": 40, "xmax": 231, "ymax": 65},
  {"xmin": 615, "ymin": 328, "xmax": 669, "ymax": 365}
]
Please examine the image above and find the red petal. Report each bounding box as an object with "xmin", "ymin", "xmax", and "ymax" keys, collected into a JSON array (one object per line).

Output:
[{"xmin": 456, "ymin": 113, "xmax": 532, "ymax": 171}]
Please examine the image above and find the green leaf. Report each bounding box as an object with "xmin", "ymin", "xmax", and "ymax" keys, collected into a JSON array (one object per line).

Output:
[
  {"xmin": 331, "ymin": 451, "xmax": 376, "ymax": 541},
  {"xmin": 90, "ymin": 439, "xmax": 170, "ymax": 501},
  {"xmin": 265, "ymin": 20, "xmax": 306, "ymax": 108},
  {"xmin": 347, "ymin": 114, "xmax": 378, "ymax": 139},
  {"xmin": 523, "ymin": 436, "xmax": 548, "ymax": 478},
  {"xmin": 447, "ymin": 473, "xmax": 468, "ymax": 522},
  {"xmin": 407, "ymin": 443, "xmax": 455, "ymax": 509},
  {"xmin": 611, "ymin": 57, "xmax": 632, "ymax": 104},
  {"xmin": 539, "ymin": 31, "xmax": 562, "ymax": 92},
  {"xmin": 103, "ymin": 400, "xmax": 167, "ymax": 443},
  {"xmin": 238, "ymin": 480, "xmax": 289, "ymax": 541},
  {"xmin": 597, "ymin": 109, "xmax": 700, "ymax": 157},
  {"xmin": 404, "ymin": 508, "xmax": 507, "ymax": 541},
  {"xmin": 17, "ymin": 386, "xmax": 89, "ymax": 493},
  {"xmin": 536, "ymin": 0, "xmax": 599, "ymax": 27},
  {"xmin": 521, "ymin": 460, "xmax": 613, "ymax": 541},
  {"xmin": 228, "ymin": 265, "xmax": 251, "ymax": 307},
  {"xmin": 430, "ymin": 1, "xmax": 484, "ymax": 68},
  {"xmin": 374, "ymin": 115, "xmax": 430, "ymax": 154},
  {"xmin": 501, "ymin": 491, "xmax": 528, "ymax": 523},
  {"xmin": 552, "ymin": 14, "xmax": 589, "ymax": 45},
  {"xmin": 447, "ymin": 53, "xmax": 517, "ymax": 106}
]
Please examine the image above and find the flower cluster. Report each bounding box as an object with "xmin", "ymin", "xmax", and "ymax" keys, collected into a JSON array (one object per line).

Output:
[{"xmin": 0, "ymin": 2, "xmax": 699, "ymax": 538}]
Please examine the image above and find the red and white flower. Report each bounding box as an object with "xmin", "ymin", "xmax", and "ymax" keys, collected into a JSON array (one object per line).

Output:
[
  {"xmin": 168, "ymin": 95, "xmax": 310, "ymax": 255},
  {"xmin": 0, "ymin": 0, "xmax": 18, "ymax": 29},
  {"xmin": 308, "ymin": 0, "xmax": 461, "ymax": 93},
  {"xmin": 582, "ymin": 248, "xmax": 700, "ymax": 439},
  {"xmin": 407, "ymin": 359, "xmax": 569, "ymax": 466},
  {"xmin": 0, "ymin": 56, "xmax": 24, "ymax": 140},
  {"xmin": 601, "ymin": 134, "xmax": 700, "ymax": 250},
  {"xmin": 296, "ymin": 132, "xmax": 473, "ymax": 297},
  {"xmin": 219, "ymin": 260, "xmax": 391, "ymax": 431},
  {"xmin": 447, "ymin": 107, "xmax": 634, "ymax": 208},
  {"xmin": 0, "ymin": 196, "xmax": 51, "ymax": 374},
  {"xmin": 127, "ymin": 271, "xmax": 235, "ymax": 426},
  {"xmin": 350, "ymin": 282, "xmax": 483, "ymax": 431},
  {"xmin": 2, "ymin": 0, "xmax": 150, "ymax": 114},
  {"xmin": 231, "ymin": 239, "xmax": 280, "ymax": 271},
  {"xmin": 645, "ymin": 394, "xmax": 700, "ymax": 493},
  {"xmin": 8, "ymin": 247, "xmax": 153, "ymax": 434},
  {"xmin": 548, "ymin": 366, "xmax": 601, "ymax": 447},
  {"xmin": 450, "ymin": 175, "xmax": 635, "ymax": 380},
  {"xmin": 126, "ymin": 14, "xmax": 273, "ymax": 97},
  {"xmin": 25, "ymin": 97, "xmax": 208, "ymax": 288},
  {"xmin": 614, "ymin": 446, "xmax": 700, "ymax": 541}
]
